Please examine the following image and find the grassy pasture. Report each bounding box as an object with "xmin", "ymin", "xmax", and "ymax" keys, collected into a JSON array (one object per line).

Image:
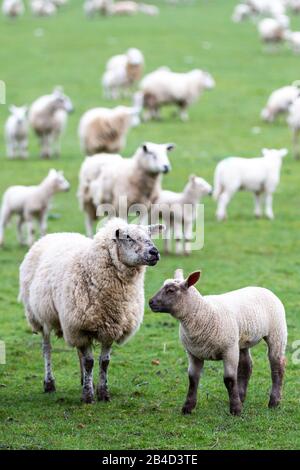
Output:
[{"xmin": 0, "ymin": 0, "xmax": 299, "ymax": 450}]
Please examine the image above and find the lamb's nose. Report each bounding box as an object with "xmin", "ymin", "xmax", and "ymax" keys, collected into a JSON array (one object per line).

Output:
[{"xmin": 163, "ymin": 165, "xmax": 170, "ymax": 174}]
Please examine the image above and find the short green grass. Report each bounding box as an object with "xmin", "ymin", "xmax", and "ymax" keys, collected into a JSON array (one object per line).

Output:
[{"xmin": 0, "ymin": 0, "xmax": 300, "ymax": 450}]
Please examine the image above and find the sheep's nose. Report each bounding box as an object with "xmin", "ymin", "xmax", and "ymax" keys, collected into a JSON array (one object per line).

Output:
[
  {"xmin": 149, "ymin": 247, "xmax": 159, "ymax": 257},
  {"xmin": 149, "ymin": 299, "xmax": 154, "ymax": 307},
  {"xmin": 163, "ymin": 165, "xmax": 170, "ymax": 174}
]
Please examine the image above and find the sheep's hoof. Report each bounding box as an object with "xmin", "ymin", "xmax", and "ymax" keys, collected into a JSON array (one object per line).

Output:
[
  {"xmin": 81, "ymin": 391, "xmax": 95, "ymax": 404},
  {"xmin": 181, "ymin": 404, "xmax": 194, "ymax": 415},
  {"xmin": 97, "ymin": 386, "xmax": 110, "ymax": 402},
  {"xmin": 268, "ymin": 396, "xmax": 280, "ymax": 408},
  {"xmin": 230, "ymin": 406, "xmax": 242, "ymax": 416},
  {"xmin": 44, "ymin": 379, "xmax": 56, "ymax": 393}
]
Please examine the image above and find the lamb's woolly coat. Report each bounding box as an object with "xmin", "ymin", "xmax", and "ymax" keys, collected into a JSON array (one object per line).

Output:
[{"xmin": 261, "ymin": 85, "xmax": 300, "ymax": 122}]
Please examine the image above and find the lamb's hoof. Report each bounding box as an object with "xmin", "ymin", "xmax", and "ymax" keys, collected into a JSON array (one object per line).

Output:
[
  {"xmin": 268, "ymin": 396, "xmax": 280, "ymax": 408},
  {"xmin": 181, "ymin": 404, "xmax": 194, "ymax": 415},
  {"xmin": 97, "ymin": 386, "xmax": 110, "ymax": 402},
  {"xmin": 44, "ymin": 379, "xmax": 56, "ymax": 393}
]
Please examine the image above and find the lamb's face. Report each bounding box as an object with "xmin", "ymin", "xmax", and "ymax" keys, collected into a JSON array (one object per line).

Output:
[
  {"xmin": 114, "ymin": 224, "xmax": 163, "ymax": 267},
  {"xmin": 202, "ymin": 72, "xmax": 215, "ymax": 90},
  {"xmin": 189, "ymin": 175, "xmax": 213, "ymax": 197},
  {"xmin": 139, "ymin": 142, "xmax": 174, "ymax": 174},
  {"xmin": 53, "ymin": 90, "xmax": 74, "ymax": 113},
  {"xmin": 261, "ymin": 148, "xmax": 288, "ymax": 160},
  {"xmin": 48, "ymin": 169, "xmax": 70, "ymax": 192},
  {"xmin": 9, "ymin": 105, "xmax": 28, "ymax": 123}
]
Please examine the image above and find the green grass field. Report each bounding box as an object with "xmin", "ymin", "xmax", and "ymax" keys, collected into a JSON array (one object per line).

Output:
[{"xmin": 0, "ymin": 0, "xmax": 300, "ymax": 450}]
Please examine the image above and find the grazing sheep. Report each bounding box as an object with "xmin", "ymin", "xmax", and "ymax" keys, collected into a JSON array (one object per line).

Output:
[
  {"xmin": 287, "ymin": 96, "xmax": 300, "ymax": 159},
  {"xmin": 149, "ymin": 269, "xmax": 287, "ymax": 416},
  {"xmin": 213, "ymin": 148, "xmax": 287, "ymax": 221},
  {"xmin": 29, "ymin": 87, "xmax": 74, "ymax": 159},
  {"xmin": 111, "ymin": 1, "xmax": 159, "ymax": 16},
  {"xmin": 232, "ymin": 3, "xmax": 252, "ymax": 22},
  {"xmin": 19, "ymin": 218, "xmax": 163, "ymax": 403},
  {"xmin": 2, "ymin": 0, "xmax": 24, "ymax": 17},
  {"xmin": 152, "ymin": 175, "xmax": 212, "ymax": 255},
  {"xmin": 138, "ymin": 67, "xmax": 215, "ymax": 121},
  {"xmin": 78, "ymin": 105, "xmax": 140, "ymax": 155},
  {"xmin": 30, "ymin": 0, "xmax": 57, "ymax": 16},
  {"xmin": 0, "ymin": 169, "xmax": 70, "ymax": 247},
  {"xmin": 102, "ymin": 48, "xmax": 144, "ymax": 99},
  {"xmin": 83, "ymin": 0, "xmax": 112, "ymax": 17},
  {"xmin": 258, "ymin": 17, "xmax": 289, "ymax": 48},
  {"xmin": 284, "ymin": 30, "xmax": 300, "ymax": 53},
  {"xmin": 261, "ymin": 85, "xmax": 300, "ymax": 122},
  {"xmin": 78, "ymin": 142, "xmax": 174, "ymax": 237},
  {"xmin": 247, "ymin": 0, "xmax": 286, "ymax": 17},
  {"xmin": 5, "ymin": 105, "xmax": 29, "ymax": 159}
]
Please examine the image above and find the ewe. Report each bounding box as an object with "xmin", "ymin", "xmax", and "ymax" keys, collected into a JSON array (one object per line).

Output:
[
  {"xmin": 29, "ymin": 87, "xmax": 73, "ymax": 159},
  {"xmin": 0, "ymin": 169, "xmax": 70, "ymax": 247},
  {"xmin": 152, "ymin": 175, "xmax": 212, "ymax": 255},
  {"xmin": 213, "ymin": 148, "xmax": 287, "ymax": 221},
  {"xmin": 2, "ymin": 0, "xmax": 24, "ymax": 17},
  {"xmin": 149, "ymin": 269, "xmax": 287, "ymax": 416},
  {"xmin": 261, "ymin": 85, "xmax": 300, "ymax": 122},
  {"xmin": 78, "ymin": 142, "xmax": 174, "ymax": 236},
  {"xmin": 137, "ymin": 67, "xmax": 215, "ymax": 121},
  {"xmin": 5, "ymin": 105, "xmax": 29, "ymax": 159},
  {"xmin": 19, "ymin": 218, "xmax": 163, "ymax": 403},
  {"xmin": 102, "ymin": 48, "xmax": 144, "ymax": 99},
  {"xmin": 78, "ymin": 105, "xmax": 140, "ymax": 155}
]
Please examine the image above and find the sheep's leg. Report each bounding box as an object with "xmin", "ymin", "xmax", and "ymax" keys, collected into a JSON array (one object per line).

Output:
[
  {"xmin": 237, "ymin": 348, "xmax": 252, "ymax": 403},
  {"xmin": 85, "ymin": 212, "xmax": 94, "ymax": 238},
  {"xmin": 6, "ymin": 141, "xmax": 15, "ymax": 159},
  {"xmin": 42, "ymin": 332, "xmax": 56, "ymax": 393},
  {"xmin": 19, "ymin": 138, "xmax": 28, "ymax": 159},
  {"xmin": 77, "ymin": 349, "xmax": 84, "ymax": 386},
  {"xmin": 266, "ymin": 339, "xmax": 286, "ymax": 408},
  {"xmin": 39, "ymin": 211, "xmax": 48, "ymax": 238},
  {"xmin": 0, "ymin": 205, "xmax": 11, "ymax": 246},
  {"xmin": 223, "ymin": 346, "xmax": 242, "ymax": 416},
  {"xmin": 265, "ymin": 192, "xmax": 274, "ymax": 220},
  {"xmin": 182, "ymin": 353, "xmax": 203, "ymax": 414},
  {"xmin": 17, "ymin": 216, "xmax": 26, "ymax": 246},
  {"xmin": 183, "ymin": 220, "xmax": 193, "ymax": 255},
  {"xmin": 179, "ymin": 104, "xmax": 189, "ymax": 122},
  {"xmin": 79, "ymin": 346, "xmax": 95, "ymax": 404},
  {"xmin": 96, "ymin": 343, "xmax": 112, "ymax": 402},
  {"xmin": 40, "ymin": 134, "xmax": 51, "ymax": 159},
  {"xmin": 254, "ymin": 192, "xmax": 263, "ymax": 218},
  {"xmin": 216, "ymin": 191, "xmax": 233, "ymax": 221},
  {"xmin": 25, "ymin": 215, "xmax": 35, "ymax": 246}
]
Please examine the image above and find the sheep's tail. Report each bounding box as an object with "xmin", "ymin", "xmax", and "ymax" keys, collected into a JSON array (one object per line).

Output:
[{"xmin": 213, "ymin": 164, "xmax": 223, "ymax": 201}]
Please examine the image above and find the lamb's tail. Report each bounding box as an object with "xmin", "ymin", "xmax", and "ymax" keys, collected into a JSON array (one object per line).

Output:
[{"xmin": 213, "ymin": 164, "xmax": 223, "ymax": 201}]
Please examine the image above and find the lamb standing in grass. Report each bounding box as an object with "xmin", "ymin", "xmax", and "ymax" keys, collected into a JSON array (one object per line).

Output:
[
  {"xmin": 261, "ymin": 85, "xmax": 300, "ymax": 122},
  {"xmin": 19, "ymin": 218, "xmax": 163, "ymax": 403},
  {"xmin": 149, "ymin": 269, "xmax": 287, "ymax": 416},
  {"xmin": 137, "ymin": 67, "xmax": 215, "ymax": 121},
  {"xmin": 0, "ymin": 169, "xmax": 70, "ymax": 247},
  {"xmin": 78, "ymin": 142, "xmax": 174, "ymax": 236},
  {"xmin": 2, "ymin": 0, "xmax": 24, "ymax": 17},
  {"xmin": 152, "ymin": 175, "xmax": 212, "ymax": 255},
  {"xmin": 5, "ymin": 105, "xmax": 29, "ymax": 159},
  {"xmin": 213, "ymin": 148, "xmax": 287, "ymax": 221},
  {"xmin": 29, "ymin": 87, "xmax": 73, "ymax": 159},
  {"xmin": 287, "ymin": 96, "xmax": 300, "ymax": 159},
  {"xmin": 78, "ymin": 105, "xmax": 140, "ymax": 155}
]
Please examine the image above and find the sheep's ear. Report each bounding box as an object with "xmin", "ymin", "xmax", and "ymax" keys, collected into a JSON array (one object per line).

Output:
[
  {"xmin": 185, "ymin": 271, "xmax": 201, "ymax": 288},
  {"xmin": 147, "ymin": 224, "xmax": 165, "ymax": 236},
  {"xmin": 166, "ymin": 143, "xmax": 175, "ymax": 152},
  {"xmin": 189, "ymin": 174, "xmax": 196, "ymax": 182},
  {"xmin": 48, "ymin": 169, "xmax": 57, "ymax": 176},
  {"xmin": 279, "ymin": 148, "xmax": 288, "ymax": 158},
  {"xmin": 174, "ymin": 269, "xmax": 184, "ymax": 281},
  {"xmin": 142, "ymin": 143, "xmax": 148, "ymax": 153}
]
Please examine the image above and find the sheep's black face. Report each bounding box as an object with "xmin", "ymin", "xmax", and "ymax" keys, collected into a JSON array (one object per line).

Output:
[
  {"xmin": 149, "ymin": 282, "xmax": 182, "ymax": 314},
  {"xmin": 115, "ymin": 227, "xmax": 160, "ymax": 267}
]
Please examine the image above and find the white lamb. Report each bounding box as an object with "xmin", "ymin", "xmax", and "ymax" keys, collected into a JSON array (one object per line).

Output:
[
  {"xmin": 19, "ymin": 218, "xmax": 163, "ymax": 403},
  {"xmin": 30, "ymin": 0, "xmax": 57, "ymax": 16},
  {"xmin": 232, "ymin": 3, "xmax": 252, "ymax": 22},
  {"xmin": 78, "ymin": 105, "xmax": 140, "ymax": 155},
  {"xmin": 152, "ymin": 175, "xmax": 212, "ymax": 255},
  {"xmin": 138, "ymin": 67, "xmax": 215, "ymax": 121},
  {"xmin": 5, "ymin": 105, "xmax": 29, "ymax": 159},
  {"xmin": 29, "ymin": 87, "xmax": 74, "ymax": 159},
  {"xmin": 0, "ymin": 169, "xmax": 70, "ymax": 247},
  {"xmin": 287, "ymin": 96, "xmax": 300, "ymax": 159},
  {"xmin": 261, "ymin": 85, "xmax": 300, "ymax": 122},
  {"xmin": 78, "ymin": 142, "xmax": 174, "ymax": 237},
  {"xmin": 213, "ymin": 148, "xmax": 287, "ymax": 221},
  {"xmin": 149, "ymin": 269, "xmax": 287, "ymax": 416},
  {"xmin": 2, "ymin": 0, "xmax": 24, "ymax": 17},
  {"xmin": 102, "ymin": 48, "xmax": 144, "ymax": 99},
  {"xmin": 257, "ymin": 17, "xmax": 289, "ymax": 48}
]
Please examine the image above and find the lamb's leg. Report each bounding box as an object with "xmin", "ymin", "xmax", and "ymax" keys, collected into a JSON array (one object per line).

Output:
[
  {"xmin": 19, "ymin": 138, "xmax": 28, "ymax": 159},
  {"xmin": 216, "ymin": 191, "xmax": 233, "ymax": 221},
  {"xmin": 223, "ymin": 346, "xmax": 242, "ymax": 416},
  {"xmin": 97, "ymin": 343, "xmax": 112, "ymax": 402},
  {"xmin": 265, "ymin": 338, "xmax": 286, "ymax": 408},
  {"xmin": 42, "ymin": 332, "xmax": 56, "ymax": 393},
  {"xmin": 85, "ymin": 212, "xmax": 94, "ymax": 238},
  {"xmin": 40, "ymin": 134, "xmax": 51, "ymax": 159},
  {"xmin": 6, "ymin": 141, "xmax": 14, "ymax": 159},
  {"xmin": 253, "ymin": 192, "xmax": 263, "ymax": 218},
  {"xmin": 25, "ymin": 215, "xmax": 35, "ymax": 246},
  {"xmin": 77, "ymin": 349, "xmax": 84, "ymax": 386},
  {"xmin": 17, "ymin": 216, "xmax": 26, "ymax": 246},
  {"xmin": 79, "ymin": 346, "xmax": 95, "ymax": 404},
  {"xmin": 265, "ymin": 192, "xmax": 274, "ymax": 220},
  {"xmin": 182, "ymin": 353, "xmax": 203, "ymax": 414},
  {"xmin": 237, "ymin": 348, "xmax": 252, "ymax": 403},
  {"xmin": 39, "ymin": 211, "xmax": 48, "ymax": 238},
  {"xmin": 179, "ymin": 103, "xmax": 189, "ymax": 122},
  {"xmin": 0, "ymin": 205, "xmax": 11, "ymax": 246}
]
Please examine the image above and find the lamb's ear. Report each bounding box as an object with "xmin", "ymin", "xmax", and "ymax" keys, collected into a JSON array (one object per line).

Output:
[
  {"xmin": 166, "ymin": 143, "xmax": 175, "ymax": 152},
  {"xmin": 189, "ymin": 174, "xmax": 196, "ymax": 182},
  {"xmin": 184, "ymin": 271, "xmax": 201, "ymax": 288},
  {"xmin": 279, "ymin": 148, "xmax": 288, "ymax": 158},
  {"xmin": 147, "ymin": 224, "xmax": 165, "ymax": 236},
  {"xmin": 48, "ymin": 168, "xmax": 57, "ymax": 176},
  {"xmin": 262, "ymin": 148, "xmax": 269, "ymax": 157},
  {"xmin": 174, "ymin": 269, "xmax": 184, "ymax": 281}
]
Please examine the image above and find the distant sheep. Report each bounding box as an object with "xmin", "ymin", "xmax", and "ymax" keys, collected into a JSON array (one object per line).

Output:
[
  {"xmin": 137, "ymin": 67, "xmax": 215, "ymax": 121},
  {"xmin": 83, "ymin": 0, "xmax": 112, "ymax": 16},
  {"xmin": 213, "ymin": 148, "xmax": 287, "ymax": 221},
  {"xmin": 5, "ymin": 105, "xmax": 29, "ymax": 159},
  {"xmin": 78, "ymin": 105, "xmax": 140, "ymax": 155},
  {"xmin": 30, "ymin": 0, "xmax": 57, "ymax": 16},
  {"xmin": 284, "ymin": 30, "xmax": 300, "ymax": 53},
  {"xmin": 149, "ymin": 269, "xmax": 287, "ymax": 416},
  {"xmin": 248, "ymin": 0, "xmax": 286, "ymax": 17},
  {"xmin": 19, "ymin": 218, "xmax": 163, "ymax": 403},
  {"xmin": 232, "ymin": 3, "xmax": 252, "ymax": 22},
  {"xmin": 2, "ymin": 0, "xmax": 24, "ymax": 17},
  {"xmin": 261, "ymin": 85, "xmax": 300, "ymax": 122},
  {"xmin": 258, "ymin": 17, "xmax": 289, "ymax": 47},
  {"xmin": 0, "ymin": 169, "xmax": 70, "ymax": 247},
  {"xmin": 29, "ymin": 87, "xmax": 74, "ymax": 159},
  {"xmin": 111, "ymin": 2, "xmax": 159, "ymax": 16},
  {"xmin": 287, "ymin": 96, "xmax": 300, "ymax": 159}
]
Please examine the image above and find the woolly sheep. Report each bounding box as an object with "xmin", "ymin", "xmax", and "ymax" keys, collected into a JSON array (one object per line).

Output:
[
  {"xmin": 78, "ymin": 105, "xmax": 140, "ymax": 155},
  {"xmin": 19, "ymin": 218, "xmax": 163, "ymax": 403},
  {"xmin": 83, "ymin": 0, "xmax": 112, "ymax": 17},
  {"xmin": 149, "ymin": 269, "xmax": 287, "ymax": 416},
  {"xmin": 284, "ymin": 30, "xmax": 300, "ymax": 53},
  {"xmin": 285, "ymin": 0, "xmax": 300, "ymax": 13},
  {"xmin": 0, "ymin": 169, "xmax": 70, "ymax": 247},
  {"xmin": 111, "ymin": 2, "xmax": 159, "ymax": 16},
  {"xmin": 257, "ymin": 17, "xmax": 289, "ymax": 47},
  {"xmin": 102, "ymin": 48, "xmax": 144, "ymax": 99},
  {"xmin": 137, "ymin": 67, "xmax": 215, "ymax": 121},
  {"xmin": 78, "ymin": 142, "xmax": 174, "ymax": 236},
  {"xmin": 152, "ymin": 175, "xmax": 212, "ymax": 255},
  {"xmin": 232, "ymin": 3, "xmax": 252, "ymax": 22},
  {"xmin": 247, "ymin": 0, "xmax": 286, "ymax": 17},
  {"xmin": 30, "ymin": 0, "xmax": 57, "ymax": 16},
  {"xmin": 213, "ymin": 148, "xmax": 287, "ymax": 221},
  {"xmin": 5, "ymin": 105, "xmax": 29, "ymax": 159},
  {"xmin": 2, "ymin": 0, "xmax": 24, "ymax": 17},
  {"xmin": 29, "ymin": 87, "xmax": 74, "ymax": 159},
  {"xmin": 287, "ymin": 96, "xmax": 300, "ymax": 159},
  {"xmin": 261, "ymin": 85, "xmax": 300, "ymax": 122}
]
